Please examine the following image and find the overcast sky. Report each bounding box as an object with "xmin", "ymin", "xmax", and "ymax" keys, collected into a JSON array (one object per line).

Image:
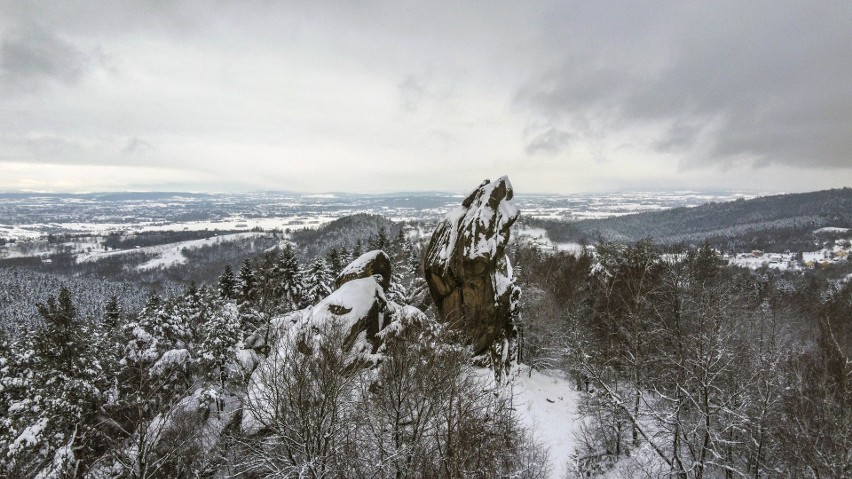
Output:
[{"xmin": 1, "ymin": 1, "xmax": 850, "ymax": 194}]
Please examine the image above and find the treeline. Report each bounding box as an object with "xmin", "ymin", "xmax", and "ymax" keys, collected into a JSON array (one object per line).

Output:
[
  {"xmin": 532, "ymin": 188, "xmax": 852, "ymax": 251},
  {"xmin": 102, "ymin": 230, "xmax": 242, "ymax": 250},
  {"xmin": 0, "ymin": 268, "xmax": 159, "ymax": 336},
  {"xmin": 0, "ymin": 234, "xmax": 283, "ymax": 290},
  {"xmin": 515, "ymin": 241, "xmax": 851, "ymax": 477},
  {"xmin": 290, "ymin": 213, "xmax": 403, "ymax": 261}
]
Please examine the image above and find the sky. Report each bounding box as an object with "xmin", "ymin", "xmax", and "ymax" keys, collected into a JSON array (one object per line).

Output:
[{"xmin": 1, "ymin": 1, "xmax": 850, "ymax": 194}]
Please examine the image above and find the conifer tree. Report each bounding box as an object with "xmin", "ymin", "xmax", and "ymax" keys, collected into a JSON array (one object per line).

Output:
[
  {"xmin": 238, "ymin": 259, "xmax": 256, "ymax": 305},
  {"xmin": 302, "ymin": 257, "xmax": 333, "ymax": 305},
  {"xmin": 326, "ymin": 247, "xmax": 343, "ymax": 277},
  {"xmin": 339, "ymin": 245, "xmax": 351, "ymax": 267},
  {"xmin": 392, "ymin": 228, "xmax": 406, "ymax": 259},
  {"xmin": 4, "ymin": 288, "xmax": 108, "ymax": 476},
  {"xmin": 277, "ymin": 244, "xmax": 304, "ymax": 312},
  {"xmin": 255, "ymin": 252, "xmax": 280, "ymax": 316},
  {"xmin": 218, "ymin": 264, "xmax": 236, "ymax": 300},
  {"xmin": 104, "ymin": 295, "xmax": 121, "ymax": 330},
  {"xmin": 197, "ymin": 302, "xmax": 241, "ymax": 390},
  {"xmin": 376, "ymin": 225, "xmax": 390, "ymax": 250}
]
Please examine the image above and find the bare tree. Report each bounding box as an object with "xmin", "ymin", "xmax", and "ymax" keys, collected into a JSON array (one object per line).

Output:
[{"xmin": 236, "ymin": 318, "xmax": 360, "ymax": 478}]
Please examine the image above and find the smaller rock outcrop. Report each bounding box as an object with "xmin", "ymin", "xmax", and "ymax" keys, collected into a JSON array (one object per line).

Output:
[
  {"xmin": 242, "ymin": 249, "xmax": 431, "ymax": 434},
  {"xmin": 336, "ymin": 250, "xmax": 392, "ymax": 291}
]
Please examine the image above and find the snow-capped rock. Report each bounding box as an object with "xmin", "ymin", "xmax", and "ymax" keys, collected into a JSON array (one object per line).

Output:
[{"xmin": 424, "ymin": 176, "xmax": 520, "ymax": 377}]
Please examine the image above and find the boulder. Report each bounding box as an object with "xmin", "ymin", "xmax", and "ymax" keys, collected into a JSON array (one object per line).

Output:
[
  {"xmin": 305, "ymin": 275, "xmax": 389, "ymax": 358},
  {"xmin": 336, "ymin": 250, "xmax": 392, "ymax": 291},
  {"xmin": 424, "ymin": 176, "xmax": 520, "ymax": 372}
]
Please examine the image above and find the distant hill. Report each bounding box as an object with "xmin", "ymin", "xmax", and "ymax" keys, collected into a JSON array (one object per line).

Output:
[
  {"xmin": 290, "ymin": 213, "xmax": 402, "ymax": 260},
  {"xmin": 530, "ymin": 188, "xmax": 852, "ymax": 251}
]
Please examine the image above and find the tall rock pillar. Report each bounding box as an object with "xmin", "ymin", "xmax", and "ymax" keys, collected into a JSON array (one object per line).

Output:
[{"xmin": 424, "ymin": 176, "xmax": 520, "ymax": 380}]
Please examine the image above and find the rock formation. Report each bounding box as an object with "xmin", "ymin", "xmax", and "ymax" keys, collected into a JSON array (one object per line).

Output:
[
  {"xmin": 243, "ymin": 249, "xmax": 428, "ymax": 433},
  {"xmin": 423, "ymin": 176, "xmax": 520, "ymax": 378},
  {"xmin": 335, "ymin": 249, "xmax": 392, "ymax": 291}
]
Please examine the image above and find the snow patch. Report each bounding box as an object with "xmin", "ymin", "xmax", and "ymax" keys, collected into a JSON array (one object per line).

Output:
[{"xmin": 512, "ymin": 366, "xmax": 582, "ymax": 479}]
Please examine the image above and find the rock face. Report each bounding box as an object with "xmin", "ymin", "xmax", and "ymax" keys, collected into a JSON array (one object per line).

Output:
[{"xmin": 424, "ymin": 176, "xmax": 520, "ymax": 376}]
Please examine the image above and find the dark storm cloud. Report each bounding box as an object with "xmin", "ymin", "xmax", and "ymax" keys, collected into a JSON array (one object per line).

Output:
[
  {"xmin": 0, "ymin": 28, "xmax": 90, "ymax": 92},
  {"xmin": 516, "ymin": 1, "xmax": 852, "ymax": 169}
]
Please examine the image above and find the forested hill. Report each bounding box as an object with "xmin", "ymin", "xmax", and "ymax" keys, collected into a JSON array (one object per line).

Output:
[{"xmin": 535, "ymin": 187, "xmax": 852, "ymax": 249}]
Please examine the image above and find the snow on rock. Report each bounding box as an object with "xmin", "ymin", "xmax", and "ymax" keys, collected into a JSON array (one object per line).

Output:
[
  {"xmin": 424, "ymin": 176, "xmax": 520, "ymax": 378},
  {"xmin": 243, "ymin": 252, "xmax": 418, "ymax": 434},
  {"xmin": 234, "ymin": 348, "xmax": 261, "ymax": 375},
  {"xmin": 242, "ymin": 278, "xmax": 389, "ymax": 434},
  {"xmin": 308, "ymin": 276, "xmax": 389, "ymax": 358},
  {"xmin": 335, "ymin": 249, "xmax": 392, "ymax": 291}
]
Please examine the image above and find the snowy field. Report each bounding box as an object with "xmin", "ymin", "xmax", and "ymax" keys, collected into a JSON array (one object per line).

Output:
[{"xmin": 75, "ymin": 232, "xmax": 271, "ymax": 270}]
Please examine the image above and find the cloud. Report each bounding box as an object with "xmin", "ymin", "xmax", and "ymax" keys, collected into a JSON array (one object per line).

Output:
[
  {"xmin": 515, "ymin": 2, "xmax": 852, "ymax": 170},
  {"xmin": 0, "ymin": 134, "xmax": 161, "ymax": 167},
  {"xmin": 121, "ymin": 137, "xmax": 156, "ymax": 156},
  {"xmin": 525, "ymin": 128, "xmax": 573, "ymax": 155},
  {"xmin": 0, "ymin": 28, "xmax": 91, "ymax": 92},
  {"xmin": 0, "ymin": 1, "xmax": 848, "ymax": 194}
]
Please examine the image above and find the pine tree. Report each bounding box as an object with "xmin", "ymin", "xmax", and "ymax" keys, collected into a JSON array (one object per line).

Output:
[
  {"xmin": 302, "ymin": 257, "xmax": 333, "ymax": 305},
  {"xmin": 197, "ymin": 302, "xmax": 241, "ymax": 390},
  {"xmin": 353, "ymin": 239, "xmax": 363, "ymax": 258},
  {"xmin": 339, "ymin": 245, "xmax": 351, "ymax": 266},
  {"xmin": 392, "ymin": 228, "xmax": 406, "ymax": 259},
  {"xmin": 326, "ymin": 247, "xmax": 343, "ymax": 277},
  {"xmin": 238, "ymin": 259, "xmax": 256, "ymax": 305},
  {"xmin": 218, "ymin": 264, "xmax": 236, "ymax": 300},
  {"xmin": 256, "ymin": 252, "xmax": 280, "ymax": 316},
  {"xmin": 376, "ymin": 225, "xmax": 390, "ymax": 251},
  {"xmin": 278, "ymin": 244, "xmax": 304, "ymax": 312},
  {"xmin": 5, "ymin": 288, "xmax": 109, "ymax": 476},
  {"xmin": 104, "ymin": 295, "xmax": 121, "ymax": 330}
]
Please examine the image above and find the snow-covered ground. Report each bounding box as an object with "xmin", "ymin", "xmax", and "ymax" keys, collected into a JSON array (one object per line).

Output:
[
  {"xmin": 76, "ymin": 232, "xmax": 269, "ymax": 270},
  {"xmin": 515, "ymin": 227, "xmax": 586, "ymax": 255},
  {"xmin": 517, "ymin": 225, "xmax": 851, "ymax": 273},
  {"xmin": 512, "ymin": 366, "xmax": 582, "ymax": 479},
  {"xmin": 814, "ymin": 227, "xmax": 850, "ymax": 234}
]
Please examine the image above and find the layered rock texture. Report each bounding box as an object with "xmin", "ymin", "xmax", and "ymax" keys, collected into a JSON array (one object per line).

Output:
[{"xmin": 424, "ymin": 176, "xmax": 520, "ymax": 378}]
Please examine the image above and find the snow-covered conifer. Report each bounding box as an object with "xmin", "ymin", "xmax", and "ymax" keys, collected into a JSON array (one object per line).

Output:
[
  {"xmin": 197, "ymin": 302, "xmax": 241, "ymax": 389},
  {"xmin": 237, "ymin": 259, "xmax": 256, "ymax": 305},
  {"xmin": 302, "ymin": 257, "xmax": 333, "ymax": 305},
  {"xmin": 277, "ymin": 243, "xmax": 304, "ymax": 312},
  {"xmin": 217, "ymin": 264, "xmax": 236, "ymax": 300}
]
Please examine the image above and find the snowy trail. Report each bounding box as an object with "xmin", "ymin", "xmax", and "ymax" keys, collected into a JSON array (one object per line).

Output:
[{"xmin": 512, "ymin": 366, "xmax": 582, "ymax": 478}]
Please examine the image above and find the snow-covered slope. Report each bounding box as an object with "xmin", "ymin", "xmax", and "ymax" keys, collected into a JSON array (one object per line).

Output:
[
  {"xmin": 75, "ymin": 232, "xmax": 266, "ymax": 269},
  {"xmin": 512, "ymin": 365, "xmax": 582, "ymax": 479}
]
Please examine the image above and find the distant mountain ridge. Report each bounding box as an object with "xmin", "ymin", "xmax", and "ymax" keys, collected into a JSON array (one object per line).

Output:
[{"xmin": 531, "ymin": 188, "xmax": 852, "ymax": 250}]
